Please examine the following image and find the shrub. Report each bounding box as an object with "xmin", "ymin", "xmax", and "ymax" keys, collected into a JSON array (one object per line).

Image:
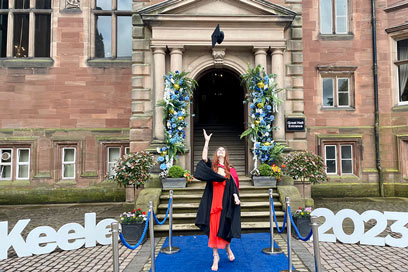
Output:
[
  {"xmin": 168, "ymin": 165, "xmax": 185, "ymax": 178},
  {"xmin": 284, "ymin": 151, "xmax": 327, "ymax": 184},
  {"xmin": 259, "ymin": 163, "xmax": 273, "ymax": 176},
  {"xmin": 111, "ymin": 151, "xmax": 155, "ymax": 188}
]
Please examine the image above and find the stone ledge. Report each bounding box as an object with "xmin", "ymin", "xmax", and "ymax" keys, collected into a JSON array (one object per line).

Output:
[
  {"xmin": 392, "ymin": 104, "xmax": 408, "ymax": 112},
  {"xmin": 1, "ymin": 58, "xmax": 54, "ymax": 68},
  {"xmin": 87, "ymin": 58, "xmax": 132, "ymax": 68},
  {"xmin": 318, "ymin": 34, "xmax": 354, "ymax": 41}
]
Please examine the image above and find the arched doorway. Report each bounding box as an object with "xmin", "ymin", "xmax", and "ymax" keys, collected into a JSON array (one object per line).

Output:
[{"xmin": 192, "ymin": 68, "xmax": 247, "ymax": 175}]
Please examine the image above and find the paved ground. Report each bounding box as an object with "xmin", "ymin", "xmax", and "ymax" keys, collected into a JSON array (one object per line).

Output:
[{"xmin": 0, "ymin": 197, "xmax": 407, "ymax": 271}]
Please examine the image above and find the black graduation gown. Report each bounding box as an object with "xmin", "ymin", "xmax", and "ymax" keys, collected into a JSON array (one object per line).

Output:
[{"xmin": 194, "ymin": 159, "xmax": 241, "ymax": 243}]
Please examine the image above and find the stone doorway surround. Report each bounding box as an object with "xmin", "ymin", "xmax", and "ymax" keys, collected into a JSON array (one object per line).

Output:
[{"xmin": 130, "ymin": 0, "xmax": 304, "ymax": 173}]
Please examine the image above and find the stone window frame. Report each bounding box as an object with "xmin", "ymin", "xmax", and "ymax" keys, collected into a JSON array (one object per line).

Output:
[
  {"xmin": 101, "ymin": 142, "xmax": 129, "ymax": 178},
  {"xmin": 89, "ymin": 0, "xmax": 132, "ymax": 61},
  {"xmin": 397, "ymin": 135, "xmax": 408, "ymax": 179},
  {"xmin": 54, "ymin": 142, "xmax": 80, "ymax": 181},
  {"xmin": 0, "ymin": 0, "xmax": 53, "ymax": 66},
  {"xmin": 317, "ymin": 135, "xmax": 362, "ymax": 177},
  {"xmin": 318, "ymin": 0, "xmax": 353, "ymax": 40},
  {"xmin": 16, "ymin": 147, "xmax": 30, "ymax": 180},
  {"xmin": 0, "ymin": 144, "xmax": 31, "ymax": 180},
  {"xmin": 317, "ymin": 65, "xmax": 357, "ymax": 110},
  {"xmin": 393, "ymin": 37, "xmax": 408, "ymax": 106}
]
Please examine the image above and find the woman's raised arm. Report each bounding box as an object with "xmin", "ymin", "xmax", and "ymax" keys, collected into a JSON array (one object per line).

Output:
[{"xmin": 202, "ymin": 129, "xmax": 212, "ymax": 162}]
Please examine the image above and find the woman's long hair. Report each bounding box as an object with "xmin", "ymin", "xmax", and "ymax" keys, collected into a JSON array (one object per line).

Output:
[{"xmin": 212, "ymin": 147, "xmax": 231, "ymax": 178}]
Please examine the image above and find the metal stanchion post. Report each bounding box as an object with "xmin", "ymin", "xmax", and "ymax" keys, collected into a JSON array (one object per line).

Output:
[
  {"xmin": 111, "ymin": 222, "xmax": 120, "ymax": 272},
  {"xmin": 263, "ymin": 189, "xmax": 282, "ymax": 255},
  {"xmin": 149, "ymin": 201, "xmax": 156, "ymax": 272},
  {"xmin": 280, "ymin": 197, "xmax": 293, "ymax": 272},
  {"xmin": 161, "ymin": 190, "xmax": 180, "ymax": 254},
  {"xmin": 311, "ymin": 216, "xmax": 322, "ymax": 272}
]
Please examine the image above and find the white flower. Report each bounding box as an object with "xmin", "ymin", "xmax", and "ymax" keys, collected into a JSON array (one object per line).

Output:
[
  {"xmin": 251, "ymin": 124, "xmax": 255, "ymax": 128},
  {"xmin": 156, "ymin": 147, "xmax": 161, "ymax": 153},
  {"xmin": 178, "ymin": 126, "xmax": 182, "ymax": 130},
  {"xmin": 251, "ymin": 114, "xmax": 255, "ymax": 118},
  {"xmin": 265, "ymin": 132, "xmax": 269, "ymax": 136},
  {"xmin": 170, "ymin": 78, "xmax": 174, "ymax": 84},
  {"xmin": 260, "ymin": 117, "xmax": 264, "ymax": 121}
]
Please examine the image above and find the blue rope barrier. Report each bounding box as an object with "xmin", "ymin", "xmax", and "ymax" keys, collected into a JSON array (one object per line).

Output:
[
  {"xmin": 120, "ymin": 210, "xmax": 151, "ymax": 250},
  {"xmin": 287, "ymin": 206, "xmax": 313, "ymax": 241},
  {"xmin": 270, "ymin": 197, "xmax": 287, "ymax": 233},
  {"xmin": 153, "ymin": 198, "xmax": 172, "ymax": 225}
]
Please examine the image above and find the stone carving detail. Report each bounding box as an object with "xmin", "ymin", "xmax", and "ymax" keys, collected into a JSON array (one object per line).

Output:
[
  {"xmin": 212, "ymin": 48, "xmax": 226, "ymax": 65},
  {"xmin": 66, "ymin": 0, "xmax": 80, "ymax": 9}
]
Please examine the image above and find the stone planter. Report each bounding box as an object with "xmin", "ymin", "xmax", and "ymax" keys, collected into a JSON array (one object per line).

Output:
[
  {"xmin": 161, "ymin": 177, "xmax": 187, "ymax": 189},
  {"xmin": 121, "ymin": 222, "xmax": 147, "ymax": 244},
  {"xmin": 125, "ymin": 184, "xmax": 144, "ymax": 203},
  {"xmin": 292, "ymin": 217, "xmax": 312, "ymax": 239},
  {"xmin": 294, "ymin": 181, "xmax": 311, "ymax": 199},
  {"xmin": 252, "ymin": 176, "xmax": 277, "ymax": 187}
]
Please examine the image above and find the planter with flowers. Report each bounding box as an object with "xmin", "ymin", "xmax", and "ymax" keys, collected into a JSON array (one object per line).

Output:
[
  {"xmin": 157, "ymin": 70, "xmax": 197, "ymax": 180},
  {"xmin": 120, "ymin": 208, "xmax": 148, "ymax": 244},
  {"xmin": 161, "ymin": 165, "xmax": 193, "ymax": 188},
  {"xmin": 283, "ymin": 150, "xmax": 328, "ymax": 199},
  {"xmin": 240, "ymin": 65, "xmax": 285, "ymax": 179},
  {"xmin": 110, "ymin": 151, "xmax": 155, "ymax": 202},
  {"xmin": 292, "ymin": 207, "xmax": 313, "ymax": 239},
  {"xmin": 252, "ymin": 163, "xmax": 279, "ymax": 187}
]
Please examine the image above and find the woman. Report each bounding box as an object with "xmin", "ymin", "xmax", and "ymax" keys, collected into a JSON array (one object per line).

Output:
[{"xmin": 194, "ymin": 129, "xmax": 241, "ymax": 271}]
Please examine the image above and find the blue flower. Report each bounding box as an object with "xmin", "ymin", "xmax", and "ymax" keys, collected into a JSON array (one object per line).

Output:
[
  {"xmin": 185, "ymin": 96, "xmax": 189, "ymax": 101},
  {"xmin": 172, "ymin": 124, "xmax": 176, "ymax": 128},
  {"xmin": 262, "ymin": 146, "xmax": 268, "ymax": 151},
  {"xmin": 270, "ymin": 115, "xmax": 274, "ymax": 121},
  {"xmin": 255, "ymin": 143, "xmax": 260, "ymax": 148},
  {"xmin": 158, "ymin": 156, "xmax": 165, "ymax": 162},
  {"xmin": 160, "ymin": 163, "xmax": 167, "ymax": 170},
  {"xmin": 175, "ymin": 70, "xmax": 179, "ymax": 74},
  {"xmin": 170, "ymin": 138, "xmax": 177, "ymax": 144},
  {"xmin": 179, "ymin": 79, "xmax": 183, "ymax": 85},
  {"xmin": 250, "ymin": 103, "xmax": 255, "ymax": 109},
  {"xmin": 266, "ymin": 105, "xmax": 272, "ymax": 110},
  {"xmin": 171, "ymin": 94, "xmax": 177, "ymax": 100},
  {"xmin": 161, "ymin": 147, "xmax": 167, "ymax": 151}
]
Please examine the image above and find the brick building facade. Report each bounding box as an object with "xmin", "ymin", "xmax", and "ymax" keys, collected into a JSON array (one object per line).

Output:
[{"xmin": 0, "ymin": 0, "xmax": 407, "ymax": 202}]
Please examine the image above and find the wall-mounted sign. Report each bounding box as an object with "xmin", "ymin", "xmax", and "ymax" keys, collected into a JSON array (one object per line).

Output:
[
  {"xmin": 286, "ymin": 117, "xmax": 305, "ymax": 132},
  {"xmin": 311, "ymin": 208, "xmax": 408, "ymax": 248},
  {"xmin": 0, "ymin": 213, "xmax": 117, "ymax": 260}
]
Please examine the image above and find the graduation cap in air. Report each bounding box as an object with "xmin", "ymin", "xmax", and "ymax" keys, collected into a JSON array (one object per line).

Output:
[{"xmin": 211, "ymin": 24, "xmax": 224, "ymax": 48}]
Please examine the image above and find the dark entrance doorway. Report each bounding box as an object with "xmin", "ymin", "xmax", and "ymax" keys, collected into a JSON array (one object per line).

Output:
[{"xmin": 192, "ymin": 68, "xmax": 247, "ymax": 175}]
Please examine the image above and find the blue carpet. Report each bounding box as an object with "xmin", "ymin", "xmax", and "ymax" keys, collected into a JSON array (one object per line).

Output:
[{"xmin": 153, "ymin": 233, "xmax": 295, "ymax": 271}]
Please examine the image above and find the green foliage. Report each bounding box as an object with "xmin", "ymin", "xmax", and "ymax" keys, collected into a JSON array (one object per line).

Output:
[
  {"xmin": 293, "ymin": 207, "xmax": 313, "ymax": 219},
  {"xmin": 259, "ymin": 163, "xmax": 273, "ymax": 176},
  {"xmin": 168, "ymin": 165, "xmax": 185, "ymax": 178},
  {"xmin": 120, "ymin": 208, "xmax": 147, "ymax": 224},
  {"xmin": 111, "ymin": 151, "xmax": 155, "ymax": 188},
  {"xmin": 284, "ymin": 151, "xmax": 328, "ymax": 184}
]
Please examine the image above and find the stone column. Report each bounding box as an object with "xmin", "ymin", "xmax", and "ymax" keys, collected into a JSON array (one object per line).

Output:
[
  {"xmin": 152, "ymin": 47, "xmax": 166, "ymax": 142},
  {"xmin": 169, "ymin": 46, "xmax": 189, "ymax": 170},
  {"xmin": 271, "ymin": 48, "xmax": 285, "ymax": 141},
  {"xmin": 254, "ymin": 47, "xmax": 268, "ymax": 69},
  {"xmin": 170, "ymin": 47, "xmax": 183, "ymax": 72}
]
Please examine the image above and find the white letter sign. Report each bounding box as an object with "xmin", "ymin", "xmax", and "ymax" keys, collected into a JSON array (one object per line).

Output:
[
  {"xmin": 311, "ymin": 208, "xmax": 408, "ymax": 248},
  {"xmin": 0, "ymin": 213, "xmax": 117, "ymax": 260}
]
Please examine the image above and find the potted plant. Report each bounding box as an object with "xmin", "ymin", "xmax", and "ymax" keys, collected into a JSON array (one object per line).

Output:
[
  {"xmin": 161, "ymin": 165, "xmax": 192, "ymax": 188},
  {"xmin": 292, "ymin": 207, "xmax": 313, "ymax": 239},
  {"xmin": 111, "ymin": 151, "xmax": 155, "ymax": 202},
  {"xmin": 252, "ymin": 163, "xmax": 280, "ymax": 187},
  {"xmin": 120, "ymin": 208, "xmax": 148, "ymax": 244},
  {"xmin": 283, "ymin": 150, "xmax": 327, "ymax": 199}
]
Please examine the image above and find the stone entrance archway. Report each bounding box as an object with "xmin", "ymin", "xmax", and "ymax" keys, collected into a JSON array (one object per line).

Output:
[{"xmin": 192, "ymin": 68, "xmax": 247, "ymax": 175}]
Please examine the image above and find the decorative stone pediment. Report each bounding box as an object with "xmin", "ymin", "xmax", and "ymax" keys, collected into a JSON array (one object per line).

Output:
[{"xmin": 139, "ymin": 0, "xmax": 296, "ymax": 17}]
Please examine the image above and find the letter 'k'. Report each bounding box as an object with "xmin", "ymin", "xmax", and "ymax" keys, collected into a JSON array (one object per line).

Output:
[{"xmin": 0, "ymin": 219, "xmax": 31, "ymax": 260}]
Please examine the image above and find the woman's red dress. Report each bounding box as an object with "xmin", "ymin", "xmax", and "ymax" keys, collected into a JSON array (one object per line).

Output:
[{"xmin": 208, "ymin": 179, "xmax": 229, "ymax": 249}]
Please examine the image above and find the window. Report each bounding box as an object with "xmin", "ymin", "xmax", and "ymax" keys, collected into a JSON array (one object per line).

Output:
[
  {"xmin": 322, "ymin": 76, "xmax": 351, "ymax": 108},
  {"xmin": 0, "ymin": 0, "xmax": 51, "ymax": 58},
  {"xmin": 320, "ymin": 0, "xmax": 349, "ymax": 35},
  {"xmin": 17, "ymin": 148, "xmax": 30, "ymax": 179},
  {"xmin": 93, "ymin": 0, "xmax": 132, "ymax": 58},
  {"xmin": 397, "ymin": 38, "xmax": 408, "ymax": 103},
  {"xmin": 0, "ymin": 146, "xmax": 31, "ymax": 180},
  {"xmin": 62, "ymin": 147, "xmax": 76, "ymax": 179},
  {"xmin": 106, "ymin": 144, "xmax": 129, "ymax": 177},
  {"xmin": 324, "ymin": 143, "xmax": 355, "ymax": 175},
  {"xmin": 0, "ymin": 148, "xmax": 13, "ymax": 180}
]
